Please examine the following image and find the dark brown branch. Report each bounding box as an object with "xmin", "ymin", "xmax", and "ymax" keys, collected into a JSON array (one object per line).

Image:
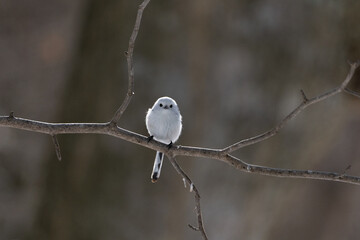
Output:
[
  {"xmin": 167, "ymin": 156, "xmax": 208, "ymax": 240},
  {"xmin": 111, "ymin": 0, "xmax": 151, "ymax": 125},
  {"xmin": 51, "ymin": 135, "xmax": 62, "ymax": 161},
  {"xmin": 1, "ymin": 114, "xmax": 360, "ymax": 185},
  {"xmin": 222, "ymin": 61, "xmax": 360, "ymax": 154}
]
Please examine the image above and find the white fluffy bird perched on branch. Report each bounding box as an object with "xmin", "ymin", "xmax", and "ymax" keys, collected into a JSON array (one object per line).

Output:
[{"xmin": 146, "ymin": 96, "xmax": 182, "ymax": 183}]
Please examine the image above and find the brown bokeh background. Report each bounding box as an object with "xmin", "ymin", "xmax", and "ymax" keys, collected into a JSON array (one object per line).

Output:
[{"xmin": 1, "ymin": 0, "xmax": 360, "ymax": 239}]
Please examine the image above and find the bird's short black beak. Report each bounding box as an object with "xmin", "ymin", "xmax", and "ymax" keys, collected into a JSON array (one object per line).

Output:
[{"xmin": 164, "ymin": 105, "xmax": 169, "ymax": 109}]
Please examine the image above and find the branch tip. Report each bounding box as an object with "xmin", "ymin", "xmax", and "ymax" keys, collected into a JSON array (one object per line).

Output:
[
  {"xmin": 346, "ymin": 165, "xmax": 352, "ymax": 171},
  {"xmin": 348, "ymin": 59, "xmax": 360, "ymax": 68},
  {"xmin": 168, "ymin": 156, "xmax": 208, "ymax": 240},
  {"xmin": 51, "ymin": 135, "xmax": 62, "ymax": 161},
  {"xmin": 188, "ymin": 224, "xmax": 200, "ymax": 231},
  {"xmin": 344, "ymin": 88, "xmax": 360, "ymax": 98},
  {"xmin": 111, "ymin": 0, "xmax": 150, "ymax": 124},
  {"xmin": 338, "ymin": 164, "xmax": 352, "ymax": 178},
  {"xmin": 300, "ymin": 89, "xmax": 308, "ymax": 102}
]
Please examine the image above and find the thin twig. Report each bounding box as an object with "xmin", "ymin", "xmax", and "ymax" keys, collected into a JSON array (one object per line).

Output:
[
  {"xmin": 111, "ymin": 0, "xmax": 151, "ymax": 125},
  {"xmin": 51, "ymin": 135, "xmax": 62, "ymax": 161},
  {"xmin": 167, "ymin": 156, "xmax": 208, "ymax": 240},
  {"xmin": 225, "ymin": 155, "xmax": 360, "ymax": 185},
  {"xmin": 345, "ymin": 88, "xmax": 360, "ymax": 98},
  {"xmin": 222, "ymin": 61, "xmax": 360, "ymax": 154},
  {"xmin": 300, "ymin": 89, "xmax": 308, "ymax": 102}
]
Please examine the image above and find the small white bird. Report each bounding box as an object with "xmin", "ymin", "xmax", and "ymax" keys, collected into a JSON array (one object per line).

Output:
[{"xmin": 146, "ymin": 96, "xmax": 182, "ymax": 183}]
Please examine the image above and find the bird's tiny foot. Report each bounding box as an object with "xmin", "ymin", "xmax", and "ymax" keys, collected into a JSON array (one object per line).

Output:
[
  {"xmin": 147, "ymin": 135, "xmax": 154, "ymax": 143},
  {"xmin": 167, "ymin": 141, "xmax": 173, "ymax": 149}
]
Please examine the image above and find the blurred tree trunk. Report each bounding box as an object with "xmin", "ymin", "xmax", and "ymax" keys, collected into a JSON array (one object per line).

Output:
[{"xmin": 30, "ymin": 0, "xmax": 133, "ymax": 239}]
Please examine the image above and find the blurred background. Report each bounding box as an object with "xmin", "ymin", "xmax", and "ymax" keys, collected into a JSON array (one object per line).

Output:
[{"xmin": 1, "ymin": 0, "xmax": 360, "ymax": 239}]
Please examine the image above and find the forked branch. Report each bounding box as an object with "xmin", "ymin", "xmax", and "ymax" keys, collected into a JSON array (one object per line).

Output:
[
  {"xmin": 222, "ymin": 61, "xmax": 360, "ymax": 153},
  {"xmin": 111, "ymin": 0, "xmax": 151, "ymax": 124},
  {"xmin": 1, "ymin": 0, "xmax": 360, "ymax": 238},
  {"xmin": 0, "ymin": 62, "xmax": 359, "ymax": 240},
  {"xmin": 167, "ymin": 156, "xmax": 208, "ymax": 240}
]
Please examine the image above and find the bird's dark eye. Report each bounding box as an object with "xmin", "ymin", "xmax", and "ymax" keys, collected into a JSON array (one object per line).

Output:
[
  {"xmin": 159, "ymin": 103, "xmax": 163, "ymax": 107},
  {"xmin": 169, "ymin": 104, "xmax": 173, "ymax": 108}
]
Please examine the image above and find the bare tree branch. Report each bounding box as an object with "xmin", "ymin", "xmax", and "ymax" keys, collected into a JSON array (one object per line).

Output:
[
  {"xmin": 222, "ymin": 61, "xmax": 360, "ymax": 154},
  {"xmin": 1, "ymin": 111, "xmax": 360, "ymax": 186},
  {"xmin": 345, "ymin": 87, "xmax": 360, "ymax": 98},
  {"xmin": 111, "ymin": 0, "xmax": 151, "ymax": 125},
  {"xmin": 0, "ymin": 62, "xmax": 360, "ymax": 240},
  {"xmin": 51, "ymin": 134, "xmax": 62, "ymax": 161},
  {"xmin": 1, "ymin": 0, "xmax": 360, "ymax": 236},
  {"xmin": 167, "ymin": 156, "xmax": 208, "ymax": 240}
]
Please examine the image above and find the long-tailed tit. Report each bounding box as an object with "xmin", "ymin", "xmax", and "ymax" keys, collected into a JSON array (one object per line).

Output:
[{"xmin": 146, "ymin": 96, "xmax": 182, "ymax": 183}]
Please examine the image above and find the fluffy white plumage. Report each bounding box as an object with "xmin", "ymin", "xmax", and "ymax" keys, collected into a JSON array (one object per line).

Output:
[{"xmin": 146, "ymin": 96, "xmax": 182, "ymax": 182}]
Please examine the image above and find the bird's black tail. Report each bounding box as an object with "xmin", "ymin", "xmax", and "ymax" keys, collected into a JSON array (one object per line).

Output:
[{"xmin": 151, "ymin": 151, "xmax": 164, "ymax": 183}]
